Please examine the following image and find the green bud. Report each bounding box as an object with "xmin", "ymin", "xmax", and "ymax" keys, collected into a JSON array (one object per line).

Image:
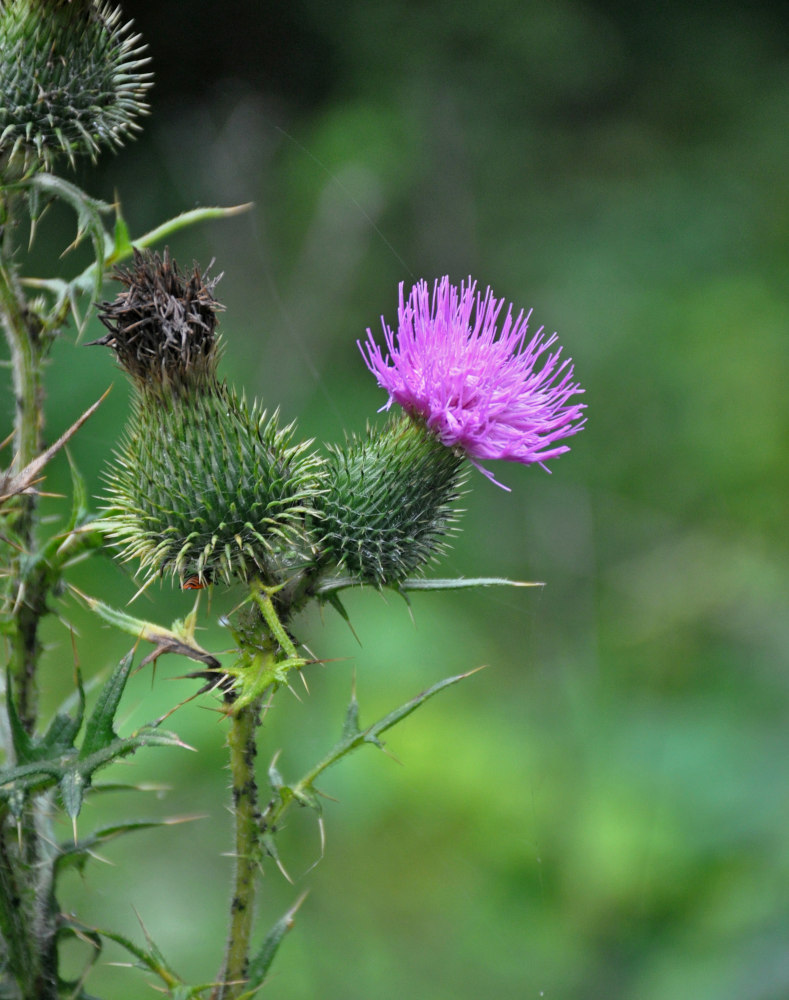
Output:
[
  {"xmin": 0, "ymin": 0, "xmax": 151, "ymax": 171},
  {"xmin": 315, "ymin": 416, "xmax": 466, "ymax": 587}
]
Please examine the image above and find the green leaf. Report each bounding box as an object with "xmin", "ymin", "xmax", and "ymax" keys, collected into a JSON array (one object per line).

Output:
[
  {"xmin": 65, "ymin": 447, "xmax": 89, "ymax": 530},
  {"xmin": 341, "ymin": 683, "xmax": 361, "ymax": 740},
  {"xmin": 72, "ymin": 201, "xmax": 253, "ymax": 299},
  {"xmin": 56, "ymin": 732, "xmax": 183, "ymax": 823},
  {"xmin": 93, "ymin": 919, "xmax": 221, "ymax": 996},
  {"xmin": 361, "ymin": 667, "xmax": 484, "ymax": 744},
  {"xmin": 0, "ymin": 656, "xmax": 188, "ymax": 820},
  {"xmin": 60, "ymin": 768, "xmax": 88, "ymax": 821},
  {"xmin": 111, "ymin": 205, "xmax": 134, "ymax": 263},
  {"xmin": 41, "ymin": 669, "xmax": 85, "ymax": 754},
  {"xmin": 54, "ymin": 919, "xmax": 103, "ymax": 998},
  {"xmin": 56, "ymin": 816, "xmax": 204, "ymax": 876},
  {"xmin": 18, "ymin": 173, "xmax": 112, "ymax": 301},
  {"xmin": 3, "ymin": 667, "xmax": 83, "ymax": 767},
  {"xmin": 71, "ymin": 586, "xmax": 221, "ymax": 669},
  {"xmin": 241, "ymin": 893, "xmax": 307, "ymax": 996},
  {"xmin": 4, "ymin": 673, "xmax": 36, "ymax": 764},
  {"xmin": 316, "ymin": 575, "xmax": 544, "ymax": 595},
  {"xmin": 91, "ymin": 924, "xmax": 182, "ymax": 990},
  {"xmin": 128, "ymin": 204, "xmax": 253, "ymax": 253},
  {"xmin": 260, "ymin": 668, "xmax": 482, "ymax": 838},
  {"xmin": 399, "ymin": 575, "xmax": 544, "ymax": 590},
  {"xmin": 79, "ymin": 650, "xmax": 134, "ymax": 758}
]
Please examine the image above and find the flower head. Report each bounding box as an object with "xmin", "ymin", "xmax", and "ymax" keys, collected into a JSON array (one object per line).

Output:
[
  {"xmin": 360, "ymin": 277, "xmax": 586, "ymax": 488},
  {"xmin": 95, "ymin": 251, "xmax": 323, "ymax": 590},
  {"xmin": 0, "ymin": 0, "xmax": 152, "ymax": 171}
]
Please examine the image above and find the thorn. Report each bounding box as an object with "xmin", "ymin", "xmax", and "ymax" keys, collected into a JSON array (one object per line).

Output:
[
  {"xmin": 374, "ymin": 740, "xmax": 403, "ymax": 766},
  {"xmin": 298, "ymin": 670, "xmax": 310, "ymax": 695},
  {"xmin": 84, "ymin": 849, "xmax": 114, "ymax": 867},
  {"xmin": 131, "ymin": 905, "xmax": 155, "ymax": 947},
  {"xmin": 274, "ymin": 854, "xmax": 294, "ymax": 884},
  {"xmin": 127, "ymin": 576, "xmax": 157, "ymax": 603},
  {"xmin": 153, "ymin": 687, "xmax": 205, "ymax": 725},
  {"xmin": 285, "ymin": 683, "xmax": 302, "ymax": 704},
  {"xmin": 301, "ymin": 641, "xmax": 323, "ymax": 666},
  {"xmin": 72, "ymin": 816, "xmax": 78, "ymax": 845},
  {"xmin": 11, "ymin": 580, "xmax": 25, "ymax": 615}
]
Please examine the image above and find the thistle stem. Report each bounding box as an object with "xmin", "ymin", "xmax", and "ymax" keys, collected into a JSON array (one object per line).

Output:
[
  {"xmin": 217, "ymin": 695, "xmax": 263, "ymax": 999},
  {"xmin": 0, "ymin": 194, "xmax": 44, "ymax": 733}
]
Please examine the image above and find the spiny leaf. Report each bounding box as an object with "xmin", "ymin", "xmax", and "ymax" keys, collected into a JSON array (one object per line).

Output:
[
  {"xmin": 56, "ymin": 816, "xmax": 204, "ymax": 876},
  {"xmin": 241, "ymin": 893, "xmax": 308, "ymax": 996},
  {"xmin": 4, "ymin": 674, "xmax": 35, "ymax": 764},
  {"xmin": 79, "ymin": 651, "xmax": 134, "ymax": 758},
  {"xmin": 398, "ymin": 576, "xmax": 545, "ymax": 591},
  {"xmin": 41, "ymin": 665, "xmax": 86, "ymax": 752},
  {"xmin": 58, "ymin": 728, "xmax": 187, "ymax": 822},
  {"xmin": 19, "ymin": 173, "xmax": 112, "ymax": 300},
  {"xmin": 111, "ymin": 205, "xmax": 134, "ymax": 263},
  {"xmin": 55, "ymin": 918, "xmax": 103, "ymax": 998},
  {"xmin": 362, "ymin": 667, "xmax": 485, "ymax": 743},
  {"xmin": 71, "ymin": 586, "xmax": 221, "ymax": 669},
  {"xmin": 60, "ymin": 768, "xmax": 88, "ymax": 821},
  {"xmin": 341, "ymin": 683, "xmax": 361, "ymax": 740},
  {"xmin": 73, "ymin": 202, "xmax": 253, "ymax": 298},
  {"xmin": 3, "ymin": 667, "xmax": 83, "ymax": 766},
  {"xmin": 315, "ymin": 574, "xmax": 543, "ymax": 596},
  {"xmin": 66, "ymin": 446, "xmax": 89, "ymax": 529},
  {"xmin": 129, "ymin": 204, "xmax": 253, "ymax": 253},
  {"xmin": 90, "ymin": 923, "xmax": 183, "ymax": 991},
  {"xmin": 0, "ymin": 389, "xmax": 108, "ymax": 505},
  {"xmin": 261, "ymin": 668, "xmax": 481, "ymax": 837}
]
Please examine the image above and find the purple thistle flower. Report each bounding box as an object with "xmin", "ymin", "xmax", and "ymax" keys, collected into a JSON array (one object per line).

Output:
[{"xmin": 360, "ymin": 277, "xmax": 586, "ymax": 489}]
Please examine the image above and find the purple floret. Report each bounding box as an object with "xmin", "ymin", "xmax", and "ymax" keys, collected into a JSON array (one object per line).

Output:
[{"xmin": 361, "ymin": 277, "xmax": 586, "ymax": 488}]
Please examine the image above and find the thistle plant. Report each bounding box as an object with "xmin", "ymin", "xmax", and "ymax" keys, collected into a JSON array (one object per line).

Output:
[{"xmin": 0, "ymin": 3, "xmax": 586, "ymax": 998}]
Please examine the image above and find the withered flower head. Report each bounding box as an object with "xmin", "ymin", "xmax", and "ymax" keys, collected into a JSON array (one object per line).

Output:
[
  {"xmin": 96, "ymin": 249, "xmax": 323, "ymax": 591},
  {"xmin": 94, "ymin": 248, "xmax": 223, "ymax": 393}
]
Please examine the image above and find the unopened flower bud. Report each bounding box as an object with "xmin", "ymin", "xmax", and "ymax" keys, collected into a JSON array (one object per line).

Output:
[
  {"xmin": 0, "ymin": 0, "xmax": 151, "ymax": 171},
  {"xmin": 315, "ymin": 416, "xmax": 465, "ymax": 588}
]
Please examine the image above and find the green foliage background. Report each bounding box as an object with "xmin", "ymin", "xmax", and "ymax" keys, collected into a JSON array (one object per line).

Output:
[{"xmin": 7, "ymin": 1, "xmax": 788, "ymax": 997}]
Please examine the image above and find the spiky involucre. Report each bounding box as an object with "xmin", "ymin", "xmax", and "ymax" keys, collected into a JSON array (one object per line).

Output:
[
  {"xmin": 103, "ymin": 386, "xmax": 323, "ymax": 588},
  {"xmin": 0, "ymin": 0, "xmax": 151, "ymax": 170},
  {"xmin": 316, "ymin": 416, "xmax": 466, "ymax": 588}
]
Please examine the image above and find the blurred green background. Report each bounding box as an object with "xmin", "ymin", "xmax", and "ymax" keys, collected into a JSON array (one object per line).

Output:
[{"xmin": 5, "ymin": 0, "xmax": 789, "ymax": 997}]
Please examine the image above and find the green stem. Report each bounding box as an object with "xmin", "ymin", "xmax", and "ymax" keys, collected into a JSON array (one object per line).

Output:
[
  {"xmin": 1, "ymin": 188, "xmax": 45, "ymax": 734},
  {"xmin": 0, "ymin": 827, "xmax": 34, "ymax": 992},
  {"xmin": 251, "ymin": 583, "xmax": 300, "ymax": 660},
  {"xmin": 217, "ymin": 696, "xmax": 264, "ymax": 999}
]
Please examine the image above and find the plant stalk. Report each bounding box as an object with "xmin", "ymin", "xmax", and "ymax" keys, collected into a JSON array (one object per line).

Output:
[
  {"xmin": 216, "ymin": 695, "xmax": 264, "ymax": 999},
  {"xmin": 1, "ymin": 187, "xmax": 45, "ymax": 734}
]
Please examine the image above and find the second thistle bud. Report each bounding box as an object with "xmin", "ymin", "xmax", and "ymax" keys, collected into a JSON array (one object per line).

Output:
[
  {"xmin": 315, "ymin": 416, "xmax": 466, "ymax": 588},
  {"xmin": 96, "ymin": 250, "xmax": 321, "ymax": 588}
]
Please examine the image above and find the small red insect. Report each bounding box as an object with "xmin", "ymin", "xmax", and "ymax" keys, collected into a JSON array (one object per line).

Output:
[{"xmin": 182, "ymin": 575, "xmax": 205, "ymax": 590}]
